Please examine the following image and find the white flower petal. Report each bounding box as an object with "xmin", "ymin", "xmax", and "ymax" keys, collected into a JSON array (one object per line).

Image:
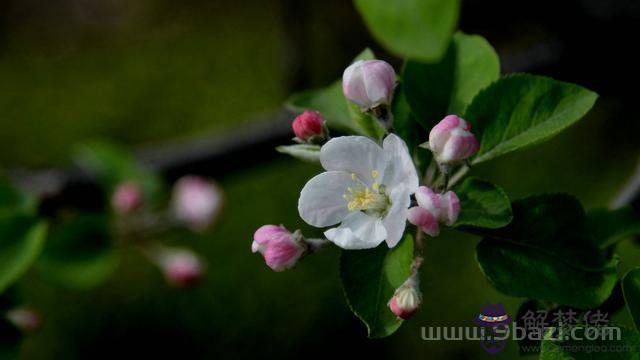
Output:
[
  {"xmin": 381, "ymin": 134, "xmax": 419, "ymax": 192},
  {"xmin": 324, "ymin": 212, "xmax": 386, "ymax": 249},
  {"xmin": 342, "ymin": 61, "xmax": 369, "ymax": 108},
  {"xmin": 298, "ymin": 171, "xmax": 352, "ymax": 227},
  {"xmin": 383, "ymin": 185, "xmax": 411, "ymax": 248},
  {"xmin": 320, "ymin": 136, "xmax": 388, "ymax": 183}
]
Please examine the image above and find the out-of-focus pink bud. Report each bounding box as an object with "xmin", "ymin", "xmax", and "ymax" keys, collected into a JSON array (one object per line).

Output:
[
  {"xmin": 173, "ymin": 176, "xmax": 223, "ymax": 232},
  {"xmin": 155, "ymin": 248, "xmax": 204, "ymax": 287},
  {"xmin": 408, "ymin": 186, "xmax": 460, "ymax": 236},
  {"xmin": 252, "ymin": 225, "xmax": 307, "ymax": 272},
  {"xmin": 342, "ymin": 60, "xmax": 396, "ymax": 110},
  {"xmin": 292, "ymin": 111, "xmax": 326, "ymax": 143},
  {"xmin": 428, "ymin": 115, "xmax": 480, "ymax": 165},
  {"xmin": 5, "ymin": 307, "xmax": 41, "ymax": 333},
  {"xmin": 388, "ymin": 277, "xmax": 421, "ymax": 320},
  {"xmin": 111, "ymin": 181, "xmax": 142, "ymax": 214}
]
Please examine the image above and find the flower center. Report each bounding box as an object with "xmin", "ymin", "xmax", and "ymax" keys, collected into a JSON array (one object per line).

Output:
[{"xmin": 343, "ymin": 170, "xmax": 389, "ymax": 215}]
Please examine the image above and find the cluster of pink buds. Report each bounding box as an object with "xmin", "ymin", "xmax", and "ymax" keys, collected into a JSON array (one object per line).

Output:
[
  {"xmin": 251, "ymin": 225, "xmax": 309, "ymax": 272},
  {"xmin": 426, "ymin": 115, "xmax": 480, "ymax": 167},
  {"xmin": 110, "ymin": 175, "xmax": 221, "ymax": 290},
  {"xmin": 292, "ymin": 111, "xmax": 328, "ymax": 144},
  {"xmin": 408, "ymin": 186, "xmax": 460, "ymax": 237}
]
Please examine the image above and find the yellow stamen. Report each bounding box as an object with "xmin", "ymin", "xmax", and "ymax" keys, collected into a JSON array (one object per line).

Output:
[
  {"xmin": 343, "ymin": 169, "xmax": 389, "ymax": 214},
  {"xmin": 346, "ymin": 187, "xmax": 379, "ymax": 211}
]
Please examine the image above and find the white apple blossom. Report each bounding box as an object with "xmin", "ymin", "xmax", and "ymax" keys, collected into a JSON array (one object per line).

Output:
[{"xmin": 298, "ymin": 134, "xmax": 418, "ymax": 249}]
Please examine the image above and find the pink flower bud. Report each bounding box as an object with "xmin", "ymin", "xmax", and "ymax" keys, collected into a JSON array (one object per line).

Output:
[
  {"xmin": 408, "ymin": 186, "xmax": 460, "ymax": 236},
  {"xmin": 155, "ymin": 248, "xmax": 204, "ymax": 287},
  {"xmin": 442, "ymin": 191, "xmax": 460, "ymax": 225},
  {"xmin": 111, "ymin": 181, "xmax": 142, "ymax": 214},
  {"xmin": 252, "ymin": 225, "xmax": 307, "ymax": 272},
  {"xmin": 388, "ymin": 278, "xmax": 421, "ymax": 320},
  {"xmin": 292, "ymin": 111, "xmax": 326, "ymax": 142},
  {"xmin": 407, "ymin": 206, "xmax": 440, "ymax": 236},
  {"xmin": 342, "ymin": 60, "xmax": 396, "ymax": 110},
  {"xmin": 173, "ymin": 176, "xmax": 223, "ymax": 232},
  {"xmin": 5, "ymin": 307, "xmax": 41, "ymax": 333},
  {"xmin": 428, "ymin": 115, "xmax": 480, "ymax": 164}
]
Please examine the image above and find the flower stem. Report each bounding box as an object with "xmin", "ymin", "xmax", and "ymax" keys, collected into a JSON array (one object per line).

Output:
[
  {"xmin": 414, "ymin": 228, "xmax": 424, "ymax": 256},
  {"xmin": 410, "ymin": 256, "xmax": 424, "ymax": 276},
  {"xmin": 424, "ymin": 158, "xmax": 438, "ymax": 186},
  {"xmin": 447, "ymin": 165, "xmax": 470, "ymax": 189}
]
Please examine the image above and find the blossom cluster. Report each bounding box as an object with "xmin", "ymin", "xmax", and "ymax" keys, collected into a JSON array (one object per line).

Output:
[
  {"xmin": 252, "ymin": 59, "xmax": 480, "ymax": 320},
  {"xmin": 112, "ymin": 175, "xmax": 222, "ymax": 287}
]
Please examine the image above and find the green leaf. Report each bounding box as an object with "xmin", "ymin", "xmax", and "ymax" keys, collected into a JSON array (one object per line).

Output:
[
  {"xmin": 404, "ymin": 32, "xmax": 500, "ymax": 130},
  {"xmin": 477, "ymin": 240, "xmax": 617, "ymax": 310},
  {"xmin": 351, "ymin": 48, "xmax": 375, "ymax": 62},
  {"xmin": 340, "ymin": 235, "xmax": 414, "ymax": 338},
  {"xmin": 0, "ymin": 179, "xmax": 37, "ymax": 215},
  {"xmin": 391, "ymin": 82, "xmax": 420, "ymax": 148},
  {"xmin": 391, "ymin": 82, "xmax": 431, "ymax": 173},
  {"xmin": 464, "ymin": 74, "xmax": 598, "ymax": 165},
  {"xmin": 286, "ymin": 49, "xmax": 385, "ymax": 139},
  {"xmin": 351, "ymin": 105, "xmax": 387, "ymax": 141},
  {"xmin": 453, "ymin": 177, "xmax": 512, "ymax": 229},
  {"xmin": 74, "ymin": 140, "xmax": 163, "ymax": 203},
  {"xmin": 275, "ymin": 144, "xmax": 321, "ymax": 163},
  {"xmin": 0, "ymin": 214, "xmax": 47, "ymax": 293},
  {"xmin": 516, "ymin": 300, "xmax": 547, "ymax": 355},
  {"xmin": 540, "ymin": 325, "xmax": 640, "ymax": 359},
  {"xmin": 354, "ymin": 0, "xmax": 459, "ymax": 62},
  {"xmin": 476, "ymin": 194, "xmax": 617, "ymax": 309},
  {"xmin": 588, "ymin": 207, "xmax": 640, "ymax": 249},
  {"xmin": 484, "ymin": 194, "xmax": 606, "ymax": 268},
  {"xmin": 35, "ymin": 212, "xmax": 118, "ymax": 290},
  {"xmin": 622, "ymin": 268, "xmax": 640, "ymax": 331}
]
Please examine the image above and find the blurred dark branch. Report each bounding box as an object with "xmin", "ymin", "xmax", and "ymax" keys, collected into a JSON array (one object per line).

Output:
[{"xmin": 9, "ymin": 110, "xmax": 294, "ymax": 211}]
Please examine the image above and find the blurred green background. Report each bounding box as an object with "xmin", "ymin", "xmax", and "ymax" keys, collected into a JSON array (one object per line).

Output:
[{"xmin": 1, "ymin": 0, "xmax": 640, "ymax": 358}]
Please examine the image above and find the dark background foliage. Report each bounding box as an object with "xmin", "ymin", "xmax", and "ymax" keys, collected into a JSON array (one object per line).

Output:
[{"xmin": 0, "ymin": 0, "xmax": 639, "ymax": 358}]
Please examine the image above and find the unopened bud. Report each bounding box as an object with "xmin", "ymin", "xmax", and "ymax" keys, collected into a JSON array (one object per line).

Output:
[
  {"xmin": 173, "ymin": 176, "xmax": 223, "ymax": 232},
  {"xmin": 427, "ymin": 115, "xmax": 479, "ymax": 165},
  {"xmin": 292, "ymin": 111, "xmax": 326, "ymax": 143},
  {"xmin": 111, "ymin": 181, "xmax": 142, "ymax": 214},
  {"xmin": 388, "ymin": 277, "xmax": 422, "ymax": 320},
  {"xmin": 408, "ymin": 186, "xmax": 460, "ymax": 236},
  {"xmin": 252, "ymin": 225, "xmax": 307, "ymax": 272},
  {"xmin": 342, "ymin": 60, "xmax": 396, "ymax": 110},
  {"xmin": 407, "ymin": 206, "xmax": 440, "ymax": 236}
]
